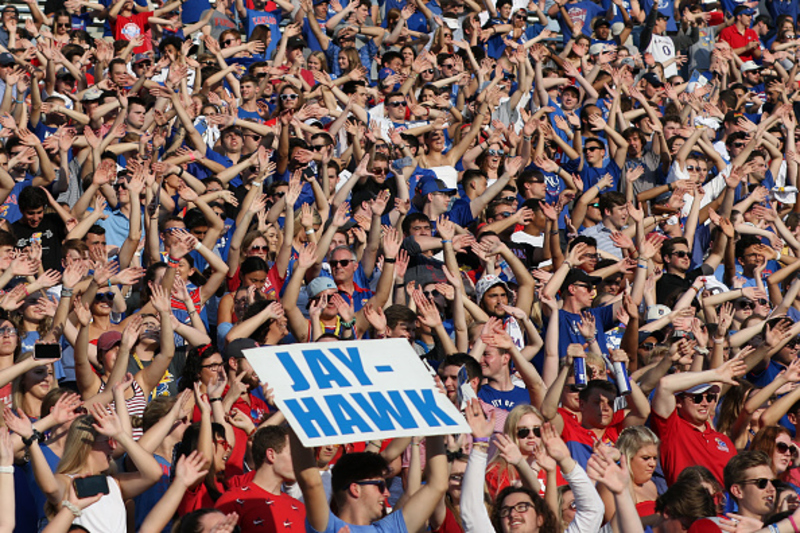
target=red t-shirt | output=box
[718,25,760,61]
[650,408,736,486]
[431,507,463,533]
[114,12,152,53]
[178,470,255,516]
[216,483,306,533]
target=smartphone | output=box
[73,475,109,499]
[34,344,62,361]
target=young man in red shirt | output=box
[216,426,305,532]
[108,0,181,53]
[718,6,762,62]
[651,356,748,485]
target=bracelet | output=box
[473,436,490,443]
[0,465,12,474]
[713,337,725,344]
[14,99,23,104]
[768,524,780,533]
[366,440,381,448]
[563,260,572,268]
[637,263,648,269]
[411,442,421,447]
[549,230,559,235]
[108,279,113,289]
[305,229,315,235]
[209,397,223,403]
[341,317,357,329]
[441,239,452,244]
[384,257,396,263]
[178,167,184,177]
[688,285,699,293]
[61,288,74,297]
[523,135,532,141]
[788,515,799,533]
[22,285,29,297]
[61,500,82,518]
[190,152,196,162]
[167,256,181,268]
[194,241,203,250]
[252,181,263,187]
[22,429,43,448]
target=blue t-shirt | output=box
[557,0,606,43]
[554,304,617,356]
[580,158,622,191]
[769,0,799,23]
[0,176,33,223]
[244,7,282,58]
[310,509,408,533]
[477,385,531,412]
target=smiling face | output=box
[773,432,795,475]
[23,364,54,400]
[481,345,509,380]
[676,390,718,427]
[733,465,776,518]
[500,492,543,533]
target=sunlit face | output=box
[676,390,718,426]
[481,345,509,380]
[199,353,225,387]
[773,433,796,475]
[242,269,267,290]
[733,465,776,518]
[330,248,357,284]
[584,141,605,165]
[448,460,466,504]
[482,285,509,317]
[629,444,659,484]
[387,320,416,343]
[246,237,268,260]
[213,432,231,471]
[515,413,542,455]
[500,492,542,533]
[307,55,322,71]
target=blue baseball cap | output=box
[412,176,456,208]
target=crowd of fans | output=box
[2,0,800,531]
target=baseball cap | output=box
[56,68,75,81]
[82,87,103,102]
[475,275,510,303]
[307,276,337,299]
[412,176,456,209]
[287,36,307,50]
[741,60,762,73]
[594,18,611,29]
[642,72,664,88]
[224,338,258,360]
[646,304,671,322]
[733,5,754,16]
[655,11,669,19]
[97,331,122,353]
[133,53,151,64]
[560,268,602,293]
[679,383,721,395]
[589,43,605,56]
[0,52,15,67]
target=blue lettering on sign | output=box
[327,347,373,386]
[304,349,352,389]
[351,391,418,430]
[284,397,337,437]
[404,389,459,427]
[277,352,310,392]
[327,394,373,434]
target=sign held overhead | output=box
[244,339,470,447]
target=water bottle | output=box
[614,361,632,396]
[573,358,587,390]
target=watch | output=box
[22,429,44,448]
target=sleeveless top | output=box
[68,475,127,533]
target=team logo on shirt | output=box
[715,438,729,452]
[121,22,141,40]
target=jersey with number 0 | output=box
[646,34,677,78]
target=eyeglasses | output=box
[499,502,534,518]
[669,251,689,258]
[488,149,505,156]
[683,392,718,404]
[94,292,115,303]
[387,100,406,107]
[201,362,224,371]
[584,146,603,153]
[311,144,328,151]
[0,326,16,337]
[516,426,541,439]
[736,300,755,310]
[354,479,387,492]
[777,442,799,457]
[281,93,299,101]
[249,245,268,253]
[740,478,777,490]
[329,259,353,268]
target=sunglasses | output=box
[641,342,656,350]
[281,93,299,101]
[222,38,236,46]
[201,61,216,66]
[355,479,387,492]
[584,146,603,153]
[424,68,435,74]
[572,282,595,291]
[311,144,328,151]
[736,300,755,310]
[329,259,353,268]
[777,442,799,457]
[495,211,514,219]
[499,196,517,202]
[517,426,541,439]
[685,165,706,172]
[732,142,746,148]
[567,384,582,393]
[57,22,70,28]
[387,101,406,107]
[669,251,690,258]
[370,167,388,175]
[514,12,526,18]
[136,61,152,67]
[488,149,505,156]
[214,437,232,451]
[94,292,115,303]
[684,392,717,404]
[740,478,777,490]
[274,191,286,198]
[201,361,224,370]
[442,63,454,69]
[423,289,441,299]
[249,245,268,253]
[588,202,600,208]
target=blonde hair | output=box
[12,352,53,417]
[616,425,660,475]
[56,415,99,476]
[485,404,545,500]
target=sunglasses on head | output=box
[517,426,541,439]
[684,392,717,404]
[281,93,299,101]
[329,259,353,268]
[777,442,799,457]
[94,292,115,303]
[355,479,387,492]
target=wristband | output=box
[384,257,396,263]
[305,229,315,235]
[340,317,357,328]
[549,230,559,235]
[0,465,12,474]
[178,167,184,178]
[252,181,263,187]
[473,437,490,443]
[22,429,43,448]
[61,288,74,297]
[523,135,532,141]
[637,263,648,269]
[108,279,113,289]
[61,500,82,518]
[209,397,223,403]
[22,285,29,297]
[167,255,181,267]
[441,239,452,244]
[713,337,725,344]
[190,152,196,162]
[194,242,203,250]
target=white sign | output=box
[244,339,471,447]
